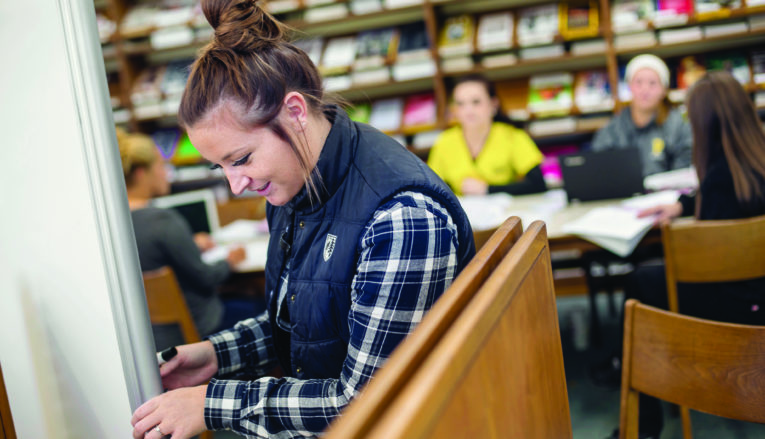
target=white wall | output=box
[0,1,161,437]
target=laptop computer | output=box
[559,148,645,203]
[151,189,221,236]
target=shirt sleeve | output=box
[591,118,618,151]
[203,192,459,438]
[157,210,230,293]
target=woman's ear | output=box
[283,92,309,131]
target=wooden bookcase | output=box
[94,0,765,168]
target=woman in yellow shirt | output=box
[428,74,546,196]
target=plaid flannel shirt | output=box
[204,191,459,438]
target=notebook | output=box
[559,148,645,202]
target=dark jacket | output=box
[265,108,475,379]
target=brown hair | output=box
[686,71,765,216]
[452,74,521,128]
[178,0,329,199]
[116,127,157,186]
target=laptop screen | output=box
[151,189,220,235]
[559,148,645,203]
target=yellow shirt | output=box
[427,123,544,195]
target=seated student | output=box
[600,71,765,439]
[427,74,547,196]
[116,128,252,350]
[592,54,692,177]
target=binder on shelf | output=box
[369,97,404,133]
[150,26,194,50]
[411,130,442,150]
[393,22,435,81]
[705,52,751,85]
[574,70,613,113]
[611,0,655,34]
[265,0,301,14]
[702,21,749,38]
[558,1,599,40]
[350,0,383,15]
[519,43,565,60]
[348,102,372,124]
[657,25,702,44]
[613,30,657,50]
[517,4,559,47]
[293,37,325,66]
[354,28,399,71]
[437,14,475,58]
[528,116,577,137]
[476,11,513,53]
[319,35,357,75]
[304,3,349,23]
[401,93,437,132]
[323,74,353,92]
[384,0,423,9]
[652,0,692,28]
[351,67,391,85]
[481,52,518,69]
[441,56,474,73]
[528,72,574,117]
[570,38,606,55]
[695,0,741,21]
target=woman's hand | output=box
[226,245,247,267]
[461,177,489,196]
[131,385,208,439]
[637,201,683,225]
[159,341,218,390]
[193,232,216,252]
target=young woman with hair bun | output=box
[130,1,475,438]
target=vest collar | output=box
[284,106,356,214]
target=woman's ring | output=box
[154,425,163,436]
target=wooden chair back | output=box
[324,217,524,438]
[472,225,498,251]
[142,266,201,344]
[661,214,765,313]
[619,299,765,439]
[327,220,572,439]
[216,197,266,226]
[0,363,16,439]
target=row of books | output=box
[267,0,437,18]
[613,14,765,50]
[612,0,765,34]
[347,93,437,135]
[129,59,193,121]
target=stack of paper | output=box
[562,191,680,257]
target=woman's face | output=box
[629,68,666,113]
[148,149,170,197]
[188,108,306,206]
[453,81,497,129]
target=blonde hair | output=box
[116,127,157,185]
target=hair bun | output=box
[203,0,286,52]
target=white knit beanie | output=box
[625,54,670,88]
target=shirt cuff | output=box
[206,329,244,375]
[204,378,244,431]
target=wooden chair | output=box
[472,225,498,251]
[326,220,571,438]
[216,197,266,226]
[324,216,524,438]
[661,214,765,313]
[661,214,765,437]
[619,299,765,439]
[142,267,200,344]
[0,363,16,439]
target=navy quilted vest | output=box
[264,108,474,379]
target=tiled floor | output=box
[214,294,765,439]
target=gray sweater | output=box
[592,107,693,177]
[131,206,228,350]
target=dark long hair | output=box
[686,71,765,216]
[452,74,523,128]
[178,0,329,199]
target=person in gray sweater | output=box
[117,128,247,350]
[592,54,693,177]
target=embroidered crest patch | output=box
[323,234,337,262]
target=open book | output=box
[562,191,680,257]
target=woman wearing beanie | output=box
[592,54,692,177]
